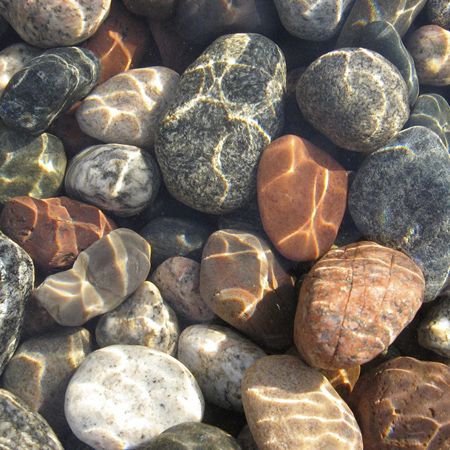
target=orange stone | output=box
[257,134,348,261]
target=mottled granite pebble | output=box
[0,0,111,48]
[65,144,161,217]
[428,0,450,29]
[151,257,215,322]
[178,324,266,411]
[0,388,63,449]
[65,345,204,449]
[242,355,363,450]
[2,327,92,435]
[123,0,176,19]
[349,126,450,301]
[35,228,151,326]
[95,281,179,355]
[156,33,286,214]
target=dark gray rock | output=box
[122,0,176,19]
[428,0,450,29]
[155,33,286,214]
[349,126,450,302]
[237,425,258,450]
[296,48,409,152]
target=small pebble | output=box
[427,0,450,29]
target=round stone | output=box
[428,0,450,29]
[65,345,204,449]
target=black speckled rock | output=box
[428,0,450,29]
[0,47,99,134]
[349,126,450,302]
[0,232,34,374]
[356,20,419,106]
[155,33,286,214]
[146,422,241,450]
[296,48,409,152]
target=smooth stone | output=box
[77,67,179,148]
[155,33,286,214]
[146,422,241,450]
[0,47,100,134]
[348,126,450,301]
[2,327,92,435]
[0,0,111,48]
[0,196,116,273]
[428,0,450,29]
[200,229,296,349]
[242,355,363,450]
[34,228,151,326]
[95,281,179,355]
[274,0,353,41]
[178,324,266,411]
[0,388,63,449]
[65,345,204,449]
[151,257,215,322]
[336,0,427,48]
[407,25,450,86]
[349,357,450,450]
[257,134,348,261]
[65,144,161,217]
[237,425,258,450]
[296,48,409,152]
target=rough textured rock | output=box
[155,33,286,214]
[200,229,296,349]
[123,0,176,19]
[257,134,348,261]
[349,126,450,301]
[350,357,450,450]
[65,345,204,449]
[428,0,450,29]
[34,228,152,326]
[242,355,363,450]
[0,196,116,273]
[294,241,425,369]
[296,48,409,152]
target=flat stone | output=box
[428,0,450,29]
[242,355,363,450]
[349,357,450,450]
[34,228,151,326]
[257,134,348,261]
[349,126,450,301]
[155,33,286,214]
[123,0,176,20]
[95,281,179,355]
[0,196,116,273]
[296,48,409,152]
[2,327,92,435]
[65,345,204,449]
[200,229,296,349]
[0,0,111,48]
[151,257,215,322]
[0,388,63,449]
[294,241,425,369]
[77,67,179,148]
[65,144,161,217]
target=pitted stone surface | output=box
[428,0,450,29]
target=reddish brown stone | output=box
[257,135,348,262]
[350,357,450,450]
[294,241,425,369]
[0,196,116,273]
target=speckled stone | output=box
[0,388,63,449]
[349,357,450,450]
[200,229,296,349]
[123,0,176,19]
[65,345,204,450]
[407,25,450,86]
[95,281,179,355]
[274,0,353,41]
[155,33,286,214]
[178,324,266,411]
[242,355,363,450]
[296,48,409,152]
[428,0,450,29]
[349,126,450,301]
[0,232,34,375]
[151,257,215,322]
[77,67,179,148]
[146,422,241,450]
[2,327,92,435]
[35,228,151,326]
[0,0,111,48]
[65,144,161,217]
